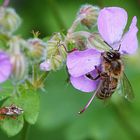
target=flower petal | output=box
[120,16,138,54]
[0,51,12,83]
[70,75,98,92]
[66,49,101,77]
[98,7,128,45]
[40,60,51,71]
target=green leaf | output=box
[0,81,13,101]
[0,92,11,101]
[0,89,40,136]
[19,90,40,124]
[4,89,40,124]
[0,116,24,137]
[0,98,24,137]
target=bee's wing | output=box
[119,72,134,101]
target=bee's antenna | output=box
[117,44,121,51]
[78,91,97,114]
[104,41,113,50]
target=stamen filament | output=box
[78,91,97,114]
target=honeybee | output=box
[96,49,123,99]
[0,104,23,120]
[79,45,134,114]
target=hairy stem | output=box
[37,72,49,84]
[21,121,30,140]
[71,31,92,38]
[67,15,85,34]
[32,64,37,83]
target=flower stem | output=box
[67,15,85,34]
[32,64,37,83]
[32,72,49,89]
[21,121,30,140]
[71,31,92,38]
[37,72,49,84]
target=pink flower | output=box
[67,49,101,92]
[66,7,138,92]
[0,51,12,83]
[98,7,138,54]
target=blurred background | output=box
[0,0,140,140]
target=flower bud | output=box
[77,4,100,28]
[67,33,87,51]
[27,38,46,59]
[0,7,21,34]
[66,31,92,51]
[40,56,63,71]
[51,55,64,70]
[47,33,67,59]
[8,36,27,80]
[87,33,110,51]
[40,33,67,71]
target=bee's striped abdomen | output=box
[96,77,118,99]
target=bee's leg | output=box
[86,74,100,80]
[101,53,111,63]
[94,66,101,74]
[103,56,111,63]
[100,72,108,80]
[86,66,103,80]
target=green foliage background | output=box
[0,0,140,140]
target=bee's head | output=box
[106,50,120,60]
[103,42,121,60]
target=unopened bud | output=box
[66,31,92,51]
[27,38,46,59]
[77,4,100,28]
[47,33,67,59]
[8,36,27,80]
[10,53,26,80]
[41,33,67,71]
[0,7,21,34]
[50,55,64,70]
[87,33,110,51]
[68,34,87,50]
